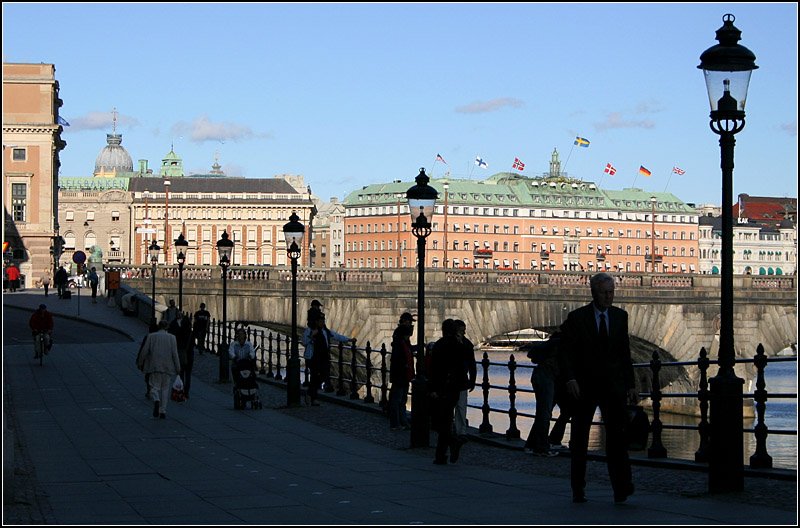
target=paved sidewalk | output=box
[3,290,797,524]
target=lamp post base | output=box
[218,341,229,383]
[708,370,744,493]
[287,356,302,407]
[410,376,430,448]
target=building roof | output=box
[127,176,299,194]
[94,133,133,174]
[343,173,694,213]
[734,194,797,222]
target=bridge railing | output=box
[107,263,797,291]
[199,319,796,470]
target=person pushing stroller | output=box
[229,328,261,409]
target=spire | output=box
[112,107,118,133]
[549,148,562,177]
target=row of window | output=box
[348,204,693,222]
[346,221,696,240]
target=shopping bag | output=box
[171,376,186,402]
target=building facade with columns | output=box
[2,62,67,287]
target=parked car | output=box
[67,274,85,288]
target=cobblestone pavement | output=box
[4,346,796,525]
[189,351,797,515]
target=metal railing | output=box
[200,319,796,470]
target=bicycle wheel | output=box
[34,334,44,365]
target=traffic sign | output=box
[136,228,157,234]
[72,250,86,264]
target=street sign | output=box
[136,228,157,234]
[72,250,86,264]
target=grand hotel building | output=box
[343,150,701,274]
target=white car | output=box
[67,275,85,288]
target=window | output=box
[11,183,26,222]
[12,148,26,161]
[86,211,95,221]
[111,210,120,221]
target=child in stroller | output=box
[231,356,262,409]
[229,328,262,410]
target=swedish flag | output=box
[574,136,590,147]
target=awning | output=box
[550,243,556,251]
[503,259,510,266]
[689,264,696,271]
[463,258,470,264]
[494,259,500,266]
[531,260,538,267]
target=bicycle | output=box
[33,332,50,366]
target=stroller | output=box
[232,356,262,410]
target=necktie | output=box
[598,313,608,340]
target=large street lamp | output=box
[216,231,234,383]
[174,233,189,312]
[148,240,161,325]
[699,13,757,493]
[407,167,438,447]
[283,211,305,407]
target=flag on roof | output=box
[57,116,70,126]
[639,165,652,177]
[435,153,447,164]
[604,163,616,176]
[475,156,488,169]
[512,157,525,171]
[574,136,590,147]
[672,166,685,175]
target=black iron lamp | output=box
[699,13,757,493]
[174,233,189,312]
[216,231,234,383]
[406,167,438,448]
[148,240,161,325]
[283,211,305,406]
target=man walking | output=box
[54,265,68,299]
[560,272,638,504]
[192,303,211,354]
[139,320,181,419]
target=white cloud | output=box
[171,115,271,144]
[68,111,139,132]
[594,111,655,131]
[780,120,797,136]
[455,98,525,114]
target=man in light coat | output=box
[139,320,181,419]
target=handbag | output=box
[171,376,186,402]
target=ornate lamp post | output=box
[216,231,234,383]
[699,13,757,493]
[148,240,161,325]
[174,233,189,312]
[407,167,438,447]
[283,212,305,406]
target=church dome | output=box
[94,133,133,175]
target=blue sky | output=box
[3,3,797,206]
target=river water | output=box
[466,352,797,470]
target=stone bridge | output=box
[118,266,796,364]
[117,266,796,412]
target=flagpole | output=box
[663,166,673,192]
[562,141,576,175]
[631,170,639,189]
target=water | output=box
[467,351,797,470]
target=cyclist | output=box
[29,304,54,357]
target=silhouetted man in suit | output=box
[560,272,638,504]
